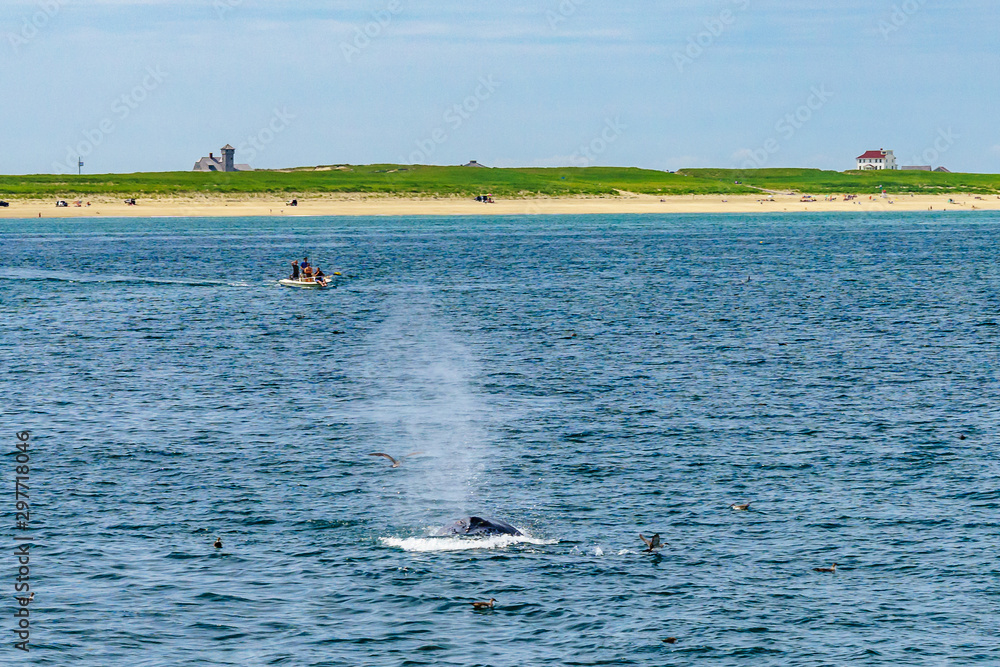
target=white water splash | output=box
[381,534,557,553]
[571,545,607,557]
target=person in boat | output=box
[301,257,310,275]
[291,260,300,280]
[314,267,327,287]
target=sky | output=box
[2,0,999,174]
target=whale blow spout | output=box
[435,516,522,537]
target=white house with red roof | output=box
[856,149,897,171]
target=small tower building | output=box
[193,145,252,172]
[221,144,236,172]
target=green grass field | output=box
[679,168,1000,195]
[1,165,998,199]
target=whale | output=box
[435,516,522,537]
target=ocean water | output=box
[2,213,999,666]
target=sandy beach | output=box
[2,192,999,219]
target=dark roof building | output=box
[193,145,252,172]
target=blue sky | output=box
[3,0,998,174]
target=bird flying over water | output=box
[368,452,423,468]
[639,533,662,552]
[729,502,751,511]
[813,563,837,573]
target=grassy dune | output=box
[0,165,752,198]
[680,168,1000,195]
[0,165,998,199]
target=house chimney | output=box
[210,152,214,159]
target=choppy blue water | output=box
[2,213,999,666]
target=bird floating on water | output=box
[813,563,837,573]
[214,537,223,549]
[662,637,678,644]
[471,598,496,610]
[368,452,423,468]
[729,502,751,511]
[639,533,662,552]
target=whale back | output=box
[435,516,522,537]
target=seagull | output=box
[471,598,496,610]
[813,563,837,573]
[368,452,423,468]
[214,537,223,549]
[639,533,662,552]
[730,502,751,511]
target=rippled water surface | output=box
[2,213,999,666]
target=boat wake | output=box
[0,268,238,287]
[381,532,556,553]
